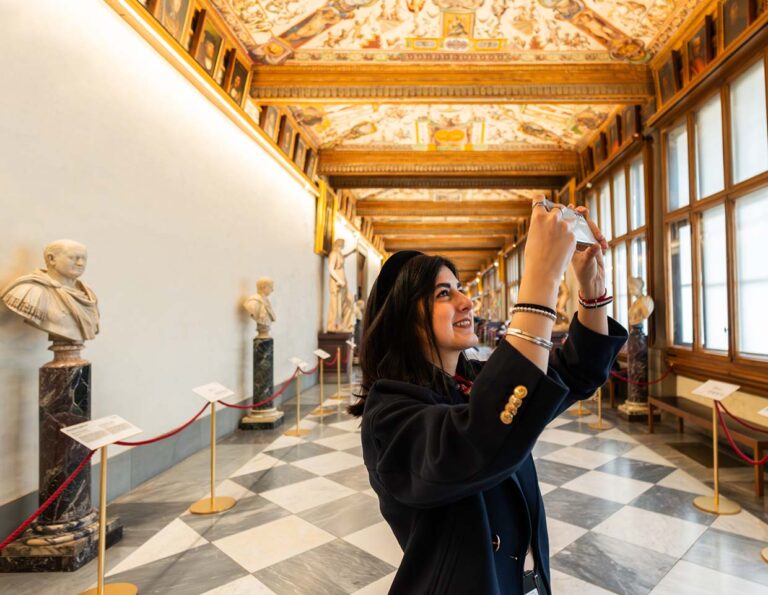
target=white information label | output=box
[61,415,141,450]
[289,356,309,371]
[313,349,331,360]
[691,380,740,402]
[346,339,356,348]
[192,382,235,403]
[758,407,768,418]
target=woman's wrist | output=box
[578,283,606,301]
[517,277,559,309]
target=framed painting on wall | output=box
[593,132,607,165]
[278,116,294,156]
[260,106,279,141]
[622,105,640,145]
[607,116,621,155]
[293,136,307,172]
[304,149,318,180]
[227,58,249,106]
[154,0,192,43]
[657,51,682,105]
[722,0,756,48]
[194,14,223,76]
[314,181,337,256]
[687,16,714,80]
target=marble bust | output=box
[244,277,276,338]
[0,239,99,343]
[628,276,654,327]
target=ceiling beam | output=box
[375,221,519,236]
[425,249,500,261]
[384,236,506,251]
[319,150,578,177]
[330,175,567,189]
[250,63,653,104]
[358,200,532,218]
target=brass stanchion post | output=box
[79,445,137,595]
[569,399,590,417]
[312,356,336,417]
[284,373,311,437]
[330,346,345,400]
[588,388,612,430]
[190,404,235,514]
[693,404,741,515]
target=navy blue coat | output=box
[361,315,627,594]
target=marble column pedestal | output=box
[240,337,284,430]
[0,342,122,572]
[618,325,660,422]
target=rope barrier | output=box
[115,403,210,446]
[0,450,96,552]
[218,367,301,410]
[301,360,321,375]
[714,402,768,466]
[322,352,338,366]
[716,400,768,435]
[609,366,674,386]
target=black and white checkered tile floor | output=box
[4,378,768,595]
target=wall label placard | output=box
[313,349,331,359]
[290,356,309,371]
[192,382,235,403]
[691,380,740,402]
[62,415,141,450]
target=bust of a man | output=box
[628,276,654,327]
[1,239,99,343]
[244,277,276,338]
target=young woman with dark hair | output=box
[349,201,627,594]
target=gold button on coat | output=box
[504,403,518,414]
[514,385,528,399]
[500,411,513,424]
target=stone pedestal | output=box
[318,332,353,383]
[618,325,660,422]
[240,337,284,429]
[0,342,122,572]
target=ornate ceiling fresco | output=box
[290,102,613,149]
[212,0,699,65]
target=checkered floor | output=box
[4,378,768,595]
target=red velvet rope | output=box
[0,450,96,552]
[322,352,339,366]
[116,403,210,446]
[609,366,673,386]
[218,368,301,410]
[716,400,768,435]
[301,360,321,375]
[714,402,768,466]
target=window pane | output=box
[613,170,627,237]
[667,122,689,211]
[587,192,597,222]
[629,156,645,229]
[614,242,629,329]
[695,94,724,198]
[604,246,613,312]
[631,237,648,333]
[731,60,768,184]
[669,220,693,345]
[736,186,768,356]
[599,182,613,241]
[699,206,729,351]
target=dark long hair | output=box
[348,254,472,417]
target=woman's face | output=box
[430,266,478,356]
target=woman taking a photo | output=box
[349,200,627,594]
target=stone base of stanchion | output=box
[240,406,284,430]
[618,400,660,422]
[0,515,122,572]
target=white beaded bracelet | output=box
[511,306,557,322]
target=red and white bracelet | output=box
[578,290,613,309]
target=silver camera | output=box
[537,198,597,249]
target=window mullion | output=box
[691,209,702,351]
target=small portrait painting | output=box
[723,0,755,48]
[314,183,337,256]
[195,19,223,76]
[594,133,607,165]
[215,48,232,86]
[278,116,294,156]
[293,136,307,171]
[305,149,318,179]
[607,117,621,154]
[260,106,279,140]
[155,0,191,42]
[582,147,594,175]
[228,58,249,105]
[687,18,713,79]
[658,52,681,105]
[622,105,639,143]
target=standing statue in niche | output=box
[552,279,571,333]
[1,239,99,344]
[619,276,656,420]
[327,238,356,333]
[244,277,276,338]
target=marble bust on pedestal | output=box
[1,239,99,344]
[244,277,276,338]
[628,276,654,327]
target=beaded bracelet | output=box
[506,328,554,351]
[511,306,557,322]
[514,302,556,316]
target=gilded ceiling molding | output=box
[330,176,567,189]
[320,162,576,175]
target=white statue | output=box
[553,279,571,332]
[628,276,654,326]
[244,277,276,338]
[0,239,99,343]
[327,238,356,333]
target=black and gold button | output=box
[513,385,528,399]
[500,411,513,425]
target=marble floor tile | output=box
[650,559,767,594]
[538,428,590,446]
[229,453,285,478]
[105,543,250,595]
[623,444,675,467]
[534,459,589,486]
[330,418,362,432]
[595,457,676,483]
[710,508,768,542]
[562,470,653,504]
[593,505,707,558]
[210,478,257,501]
[106,518,207,577]
[552,532,676,595]
[230,462,317,493]
[543,488,624,529]
[344,521,404,567]
[656,468,714,496]
[575,436,636,457]
[326,464,374,492]
[290,451,365,476]
[260,476,356,513]
[542,446,617,470]
[314,431,364,451]
[556,420,604,436]
[255,539,395,595]
[350,572,397,595]
[344,444,365,457]
[212,515,335,572]
[594,428,638,444]
[201,574,276,595]
[549,569,616,594]
[266,441,336,463]
[362,488,378,498]
[262,434,305,451]
[538,481,557,496]
[532,440,565,459]
[683,528,768,587]
[182,494,291,542]
[299,493,385,538]
[546,516,589,555]
[629,485,717,526]
[545,416,572,429]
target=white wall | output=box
[0,0,322,505]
